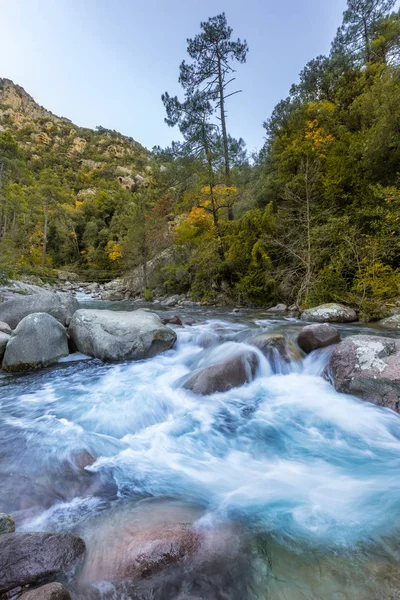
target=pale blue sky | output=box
[0,0,348,152]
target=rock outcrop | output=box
[183,349,259,395]
[0,532,85,593]
[325,335,400,412]
[2,313,69,372]
[301,303,357,323]
[297,323,340,354]
[69,309,176,362]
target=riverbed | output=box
[1,298,400,599]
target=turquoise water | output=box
[1,306,400,598]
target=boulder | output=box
[162,315,182,326]
[2,313,69,372]
[297,323,340,354]
[250,332,290,362]
[266,303,287,313]
[18,583,71,600]
[183,318,196,326]
[0,513,14,535]
[0,321,12,335]
[0,290,79,329]
[0,331,10,361]
[325,335,400,412]
[301,303,357,323]
[69,309,176,362]
[101,289,125,301]
[183,350,259,395]
[82,521,200,583]
[0,532,85,593]
[379,313,400,329]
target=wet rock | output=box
[71,450,96,470]
[101,289,125,302]
[120,524,200,579]
[297,323,340,354]
[0,532,85,593]
[183,350,259,395]
[0,513,14,535]
[162,315,182,326]
[0,291,79,329]
[250,332,291,364]
[266,303,287,313]
[18,583,72,600]
[182,318,196,326]
[379,313,400,329]
[0,321,12,335]
[2,313,68,372]
[325,335,400,412]
[161,295,181,308]
[69,309,176,362]
[301,303,357,323]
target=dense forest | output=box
[1,0,400,318]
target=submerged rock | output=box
[297,323,340,354]
[69,309,176,362]
[0,513,15,535]
[325,335,400,412]
[2,313,69,372]
[18,583,72,600]
[0,532,85,593]
[183,350,259,395]
[0,290,79,329]
[301,303,357,323]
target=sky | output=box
[0,0,348,153]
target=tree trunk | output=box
[362,14,371,62]
[41,203,48,268]
[217,54,234,221]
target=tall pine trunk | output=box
[217,54,234,221]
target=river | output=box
[1,298,400,599]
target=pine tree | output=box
[178,13,248,217]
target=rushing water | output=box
[1,299,400,599]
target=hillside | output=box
[0,78,156,280]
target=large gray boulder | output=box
[301,303,357,323]
[297,323,340,354]
[68,309,176,362]
[0,532,85,593]
[325,335,400,412]
[2,313,69,372]
[0,290,78,329]
[18,583,71,600]
[183,349,259,395]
